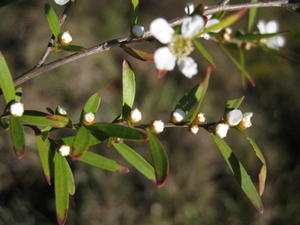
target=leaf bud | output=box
[10,102,24,117]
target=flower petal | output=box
[266,20,279,33]
[154,47,176,71]
[206,19,221,32]
[177,57,198,78]
[257,20,266,34]
[150,18,174,44]
[182,15,205,38]
[266,36,285,50]
[54,0,70,5]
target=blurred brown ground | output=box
[0,0,300,224]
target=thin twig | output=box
[14,0,296,87]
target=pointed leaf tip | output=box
[13,145,25,159]
[116,162,130,173]
[56,209,68,225]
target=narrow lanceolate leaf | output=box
[220,45,255,87]
[147,131,169,187]
[175,67,211,122]
[248,0,258,32]
[45,4,60,39]
[193,40,215,67]
[131,0,139,25]
[199,9,247,36]
[78,151,129,173]
[225,96,245,112]
[71,126,91,159]
[211,135,264,213]
[61,134,101,147]
[87,122,146,141]
[83,93,101,113]
[54,152,69,225]
[0,51,15,103]
[121,45,154,62]
[19,111,69,128]
[112,142,155,181]
[58,45,86,52]
[65,161,75,195]
[122,60,136,119]
[35,135,53,185]
[9,117,25,159]
[239,129,267,196]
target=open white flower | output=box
[257,20,285,50]
[54,0,70,5]
[239,112,253,129]
[150,15,205,78]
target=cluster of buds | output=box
[214,109,253,138]
[189,112,206,135]
[221,27,232,42]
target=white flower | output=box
[132,25,145,38]
[150,16,205,78]
[58,145,71,156]
[171,108,186,123]
[225,109,243,127]
[151,120,164,134]
[195,112,206,124]
[184,2,195,15]
[59,31,72,46]
[54,0,70,5]
[189,124,199,135]
[239,112,253,129]
[129,108,142,123]
[57,106,67,116]
[257,20,285,50]
[215,123,229,139]
[10,102,24,117]
[83,112,95,124]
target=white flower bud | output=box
[83,112,95,124]
[189,124,199,135]
[129,108,142,123]
[171,108,185,123]
[239,112,253,129]
[225,109,243,127]
[10,102,24,117]
[184,2,195,15]
[151,120,164,134]
[58,145,71,156]
[54,0,70,6]
[57,106,67,116]
[215,123,229,139]
[132,25,145,38]
[195,112,206,124]
[59,31,72,46]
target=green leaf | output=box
[248,0,258,32]
[147,131,169,187]
[83,93,101,113]
[15,88,23,102]
[45,3,61,39]
[122,60,136,119]
[54,152,69,225]
[121,45,154,62]
[87,122,146,141]
[35,135,53,185]
[65,160,75,195]
[211,135,264,213]
[238,48,247,88]
[220,45,255,87]
[0,51,15,103]
[225,96,245,112]
[239,129,267,196]
[58,45,86,52]
[199,9,247,36]
[9,117,25,159]
[61,134,101,147]
[71,126,91,159]
[193,40,215,67]
[78,151,129,173]
[112,142,155,180]
[131,0,139,25]
[19,110,69,128]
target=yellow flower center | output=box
[168,35,194,58]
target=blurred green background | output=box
[1,0,300,224]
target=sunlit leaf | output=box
[45,4,60,39]
[122,60,136,119]
[71,126,91,159]
[61,134,101,147]
[147,131,169,187]
[0,51,15,103]
[83,93,101,113]
[193,40,215,67]
[112,142,155,180]
[65,160,75,195]
[225,96,245,112]
[211,135,264,213]
[248,0,258,32]
[78,151,129,173]
[9,117,25,159]
[121,45,154,62]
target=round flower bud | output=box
[239,112,253,129]
[215,123,229,139]
[54,0,70,5]
[10,102,24,117]
[222,33,231,42]
[242,42,252,51]
[189,124,199,135]
[129,108,142,123]
[184,2,195,15]
[132,25,145,38]
[225,109,243,127]
[195,112,206,124]
[151,120,164,134]
[58,145,71,156]
[59,31,72,46]
[57,106,67,116]
[224,27,232,35]
[171,108,186,123]
[83,112,96,125]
